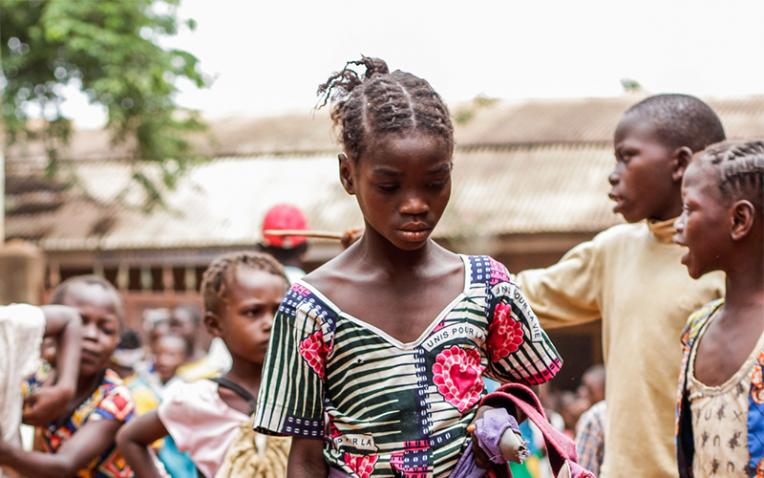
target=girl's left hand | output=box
[468,405,494,469]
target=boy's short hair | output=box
[623,94,726,152]
[50,275,125,323]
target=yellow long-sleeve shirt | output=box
[516,218,724,478]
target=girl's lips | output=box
[397,228,431,242]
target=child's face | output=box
[154,335,188,383]
[610,116,681,222]
[210,267,287,365]
[674,161,729,279]
[343,132,452,251]
[168,307,199,349]
[62,284,122,379]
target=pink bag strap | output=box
[480,383,578,476]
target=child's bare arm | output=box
[287,437,327,478]
[23,305,82,425]
[116,410,168,478]
[0,418,119,478]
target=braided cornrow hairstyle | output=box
[201,252,288,316]
[317,56,454,161]
[699,140,764,214]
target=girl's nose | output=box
[83,321,99,340]
[608,171,619,186]
[400,196,428,216]
[674,214,685,233]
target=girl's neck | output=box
[225,354,263,391]
[722,253,764,315]
[357,226,440,274]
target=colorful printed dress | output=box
[254,255,562,477]
[38,369,135,478]
[676,299,764,478]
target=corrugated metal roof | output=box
[6,95,763,164]
[454,95,764,145]
[6,144,619,250]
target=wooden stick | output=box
[263,229,344,240]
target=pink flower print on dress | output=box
[487,302,524,362]
[299,330,328,379]
[751,353,764,405]
[343,453,378,478]
[432,346,485,412]
[488,257,510,285]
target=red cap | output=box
[261,204,308,249]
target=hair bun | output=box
[360,56,389,79]
[317,55,389,109]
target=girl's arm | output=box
[116,410,168,478]
[23,305,82,425]
[0,419,119,478]
[287,437,327,478]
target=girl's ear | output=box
[671,147,694,182]
[338,153,355,194]
[203,311,223,338]
[730,199,755,241]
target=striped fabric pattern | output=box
[255,255,562,477]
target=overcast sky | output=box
[63,0,764,128]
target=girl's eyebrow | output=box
[427,164,451,174]
[371,167,402,177]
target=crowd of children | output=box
[0,56,762,478]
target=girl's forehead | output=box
[361,133,452,168]
[228,267,287,297]
[65,283,120,312]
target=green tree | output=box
[0,0,206,209]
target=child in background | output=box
[575,365,606,477]
[0,276,134,478]
[515,94,727,477]
[118,252,292,478]
[112,330,161,417]
[0,304,82,478]
[258,203,310,283]
[167,305,218,381]
[254,57,561,477]
[674,140,764,477]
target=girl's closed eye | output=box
[427,179,449,190]
[377,183,399,193]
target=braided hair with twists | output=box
[201,252,288,317]
[318,56,453,161]
[698,140,764,215]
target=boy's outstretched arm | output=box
[288,437,327,478]
[23,305,82,425]
[0,418,119,478]
[514,239,602,329]
[116,411,168,478]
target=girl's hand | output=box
[23,385,74,426]
[340,228,363,249]
[467,405,494,469]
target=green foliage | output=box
[1,0,207,209]
[453,94,498,126]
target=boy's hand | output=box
[340,228,363,249]
[22,385,74,426]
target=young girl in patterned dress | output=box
[674,140,764,478]
[0,276,135,478]
[254,57,562,478]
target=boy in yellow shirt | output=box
[516,94,726,477]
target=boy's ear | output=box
[730,199,756,241]
[671,146,694,182]
[203,311,223,338]
[338,153,355,195]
